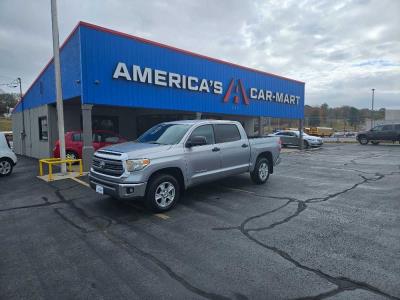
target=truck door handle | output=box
[212,147,220,152]
[242,144,249,148]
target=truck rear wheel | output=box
[145,174,180,212]
[251,157,270,184]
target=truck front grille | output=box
[92,155,124,177]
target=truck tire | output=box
[358,136,369,145]
[251,157,270,184]
[0,158,13,177]
[145,174,180,212]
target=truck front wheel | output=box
[145,174,180,212]
[251,157,270,184]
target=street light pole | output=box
[50,0,66,173]
[371,88,375,129]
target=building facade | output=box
[12,22,305,167]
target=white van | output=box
[0,132,17,176]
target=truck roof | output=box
[163,119,240,125]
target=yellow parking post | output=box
[48,162,53,181]
[79,160,83,176]
[38,157,83,181]
[39,160,43,176]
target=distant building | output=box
[385,109,400,121]
[361,109,400,131]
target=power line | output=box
[0,79,19,88]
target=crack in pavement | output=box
[49,181,234,300]
[212,159,400,299]
[0,184,81,213]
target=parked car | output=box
[270,130,323,148]
[53,130,127,159]
[1,131,13,149]
[357,123,400,145]
[89,120,282,212]
[0,132,17,176]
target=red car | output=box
[53,130,127,159]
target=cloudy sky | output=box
[0,0,399,109]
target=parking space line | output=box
[154,213,170,220]
[70,177,90,187]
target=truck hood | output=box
[100,142,173,159]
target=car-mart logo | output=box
[223,79,249,105]
[112,62,300,105]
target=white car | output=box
[0,132,17,176]
[270,130,323,148]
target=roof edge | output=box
[13,22,81,112]
[14,20,305,113]
[79,21,305,84]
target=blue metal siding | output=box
[14,29,82,113]
[80,26,304,119]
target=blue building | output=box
[12,22,305,165]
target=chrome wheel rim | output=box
[258,162,268,181]
[360,138,367,144]
[0,161,11,175]
[155,181,175,208]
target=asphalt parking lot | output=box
[1,144,399,300]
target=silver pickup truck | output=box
[89,120,281,211]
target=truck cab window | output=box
[189,125,215,145]
[372,126,383,131]
[214,124,241,143]
[382,125,393,131]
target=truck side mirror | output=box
[186,136,207,147]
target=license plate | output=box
[96,185,104,194]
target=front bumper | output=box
[89,172,147,199]
[309,140,323,146]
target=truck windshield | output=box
[137,124,191,145]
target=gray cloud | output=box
[0,0,399,109]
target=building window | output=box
[92,116,119,132]
[39,116,48,141]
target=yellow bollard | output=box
[48,162,53,181]
[39,160,43,176]
[79,160,83,176]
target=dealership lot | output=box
[1,144,399,299]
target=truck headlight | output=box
[126,159,150,172]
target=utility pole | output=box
[51,0,66,173]
[370,88,375,129]
[299,118,304,150]
[17,77,26,155]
